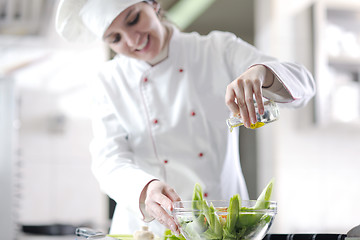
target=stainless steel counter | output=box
[18,233,76,240]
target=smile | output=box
[136,35,149,51]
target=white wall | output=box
[0,76,17,240]
[255,0,360,234]
[274,110,360,233]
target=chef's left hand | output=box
[225,65,274,128]
[143,180,181,235]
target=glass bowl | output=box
[172,200,277,240]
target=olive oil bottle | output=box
[226,100,279,132]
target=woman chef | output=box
[55,0,315,237]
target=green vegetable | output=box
[238,178,275,231]
[176,179,275,240]
[162,229,186,240]
[254,178,274,209]
[108,234,134,240]
[190,183,207,235]
[223,194,241,239]
[201,202,223,239]
[192,183,204,214]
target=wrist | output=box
[140,179,159,203]
[139,179,159,222]
[262,65,275,88]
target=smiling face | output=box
[103,2,167,62]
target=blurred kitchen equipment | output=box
[0,0,54,35]
[0,73,18,240]
[22,224,77,236]
[76,227,117,239]
[346,224,360,240]
[264,233,346,240]
[263,223,360,240]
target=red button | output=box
[179,68,184,72]
[144,78,148,82]
[199,152,203,157]
[191,111,196,116]
[164,160,168,164]
[204,192,208,198]
[153,119,158,124]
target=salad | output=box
[168,178,276,240]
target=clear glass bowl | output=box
[172,200,277,240]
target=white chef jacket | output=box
[89,27,315,236]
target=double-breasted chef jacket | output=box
[89,26,315,236]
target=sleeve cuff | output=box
[262,75,293,102]
[139,202,155,222]
[139,179,159,222]
[263,75,284,92]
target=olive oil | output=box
[226,100,279,132]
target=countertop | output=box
[18,233,76,240]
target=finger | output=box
[244,80,256,125]
[238,103,250,128]
[164,187,181,211]
[232,81,251,127]
[253,79,264,115]
[147,203,180,235]
[146,202,180,234]
[225,86,240,114]
[150,193,174,212]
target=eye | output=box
[128,12,140,26]
[112,33,121,43]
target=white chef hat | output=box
[55,0,144,43]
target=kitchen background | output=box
[1,0,360,239]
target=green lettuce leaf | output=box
[254,178,274,209]
[238,178,275,232]
[178,179,275,240]
[200,202,223,239]
[223,194,241,239]
[162,229,186,240]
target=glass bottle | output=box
[226,100,279,132]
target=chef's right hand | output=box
[225,64,274,128]
[143,180,182,235]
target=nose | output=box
[123,30,140,49]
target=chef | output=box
[55,0,315,237]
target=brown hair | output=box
[144,0,166,20]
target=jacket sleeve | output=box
[89,75,156,220]
[215,31,316,107]
[259,62,316,108]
